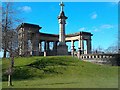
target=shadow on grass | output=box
[39,81,79,86]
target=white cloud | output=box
[79,24,114,33]
[110,2,118,6]
[90,24,114,33]
[91,26,99,32]
[91,13,98,19]
[91,12,98,19]
[18,6,32,12]
[79,27,86,31]
[93,28,99,32]
[100,24,114,29]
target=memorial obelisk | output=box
[57,2,68,55]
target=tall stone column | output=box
[44,41,47,51]
[78,37,84,54]
[57,2,68,55]
[32,34,39,56]
[29,40,32,56]
[47,41,50,51]
[39,41,42,55]
[87,39,92,54]
[77,47,81,59]
[53,41,58,55]
[53,41,57,49]
[35,35,39,56]
[44,41,47,56]
[71,40,75,57]
[59,23,65,45]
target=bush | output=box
[109,56,120,66]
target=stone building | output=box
[17,2,93,56]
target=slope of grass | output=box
[0,59,2,90]
[2,56,118,88]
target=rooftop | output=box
[17,23,42,30]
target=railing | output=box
[80,54,119,60]
[79,54,120,65]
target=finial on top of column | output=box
[59,1,64,11]
[58,1,67,19]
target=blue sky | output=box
[0,2,118,57]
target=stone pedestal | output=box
[57,44,68,55]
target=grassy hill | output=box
[2,56,118,88]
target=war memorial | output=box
[17,2,119,65]
[17,2,92,56]
[2,2,119,89]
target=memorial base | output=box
[57,44,68,55]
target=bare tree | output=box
[92,46,104,54]
[105,45,118,54]
[0,3,2,50]
[2,2,21,58]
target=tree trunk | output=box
[8,74,12,86]
[3,48,7,58]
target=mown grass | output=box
[2,56,118,88]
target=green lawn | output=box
[0,58,2,90]
[2,56,118,88]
